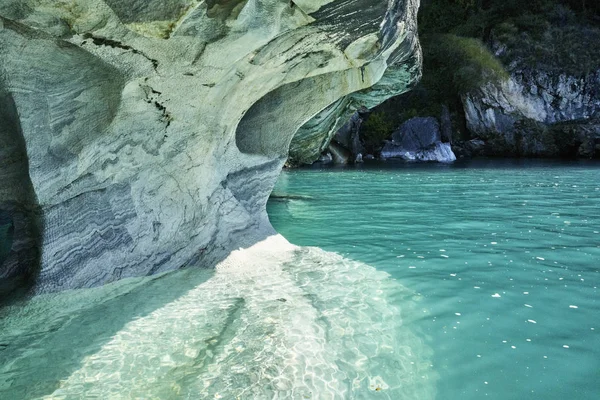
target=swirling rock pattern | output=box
[0,0,421,293]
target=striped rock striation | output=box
[0,0,421,294]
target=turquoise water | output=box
[267,160,600,400]
[0,234,434,399]
[0,160,598,399]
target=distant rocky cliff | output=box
[297,1,600,165]
[0,0,421,294]
[301,46,600,164]
[460,66,600,158]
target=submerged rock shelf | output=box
[0,236,435,399]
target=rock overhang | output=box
[0,0,421,293]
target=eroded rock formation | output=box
[0,0,421,293]
[462,69,600,157]
[287,48,422,165]
[380,117,456,162]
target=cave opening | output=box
[235,67,352,159]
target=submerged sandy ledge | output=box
[0,235,436,399]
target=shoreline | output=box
[288,157,600,171]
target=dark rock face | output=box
[0,0,421,294]
[328,141,352,164]
[0,81,42,295]
[452,139,485,159]
[453,117,600,159]
[391,117,440,150]
[380,117,456,162]
[335,109,367,158]
[462,67,600,158]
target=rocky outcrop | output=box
[287,18,422,165]
[462,67,600,157]
[335,108,367,158]
[451,138,485,159]
[380,117,456,162]
[381,141,455,161]
[0,0,421,294]
[464,70,600,132]
[391,117,440,149]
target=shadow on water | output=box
[0,237,438,399]
[268,193,315,202]
[0,262,217,398]
[0,212,13,270]
[0,208,284,398]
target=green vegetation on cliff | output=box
[366,0,600,144]
[420,0,600,75]
[361,111,396,152]
[422,34,508,97]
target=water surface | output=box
[1,159,598,399]
[267,159,600,400]
[0,237,434,399]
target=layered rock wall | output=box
[380,117,456,162]
[0,0,421,293]
[464,69,600,133]
[462,67,600,157]
[288,20,422,165]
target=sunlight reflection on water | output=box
[268,160,600,400]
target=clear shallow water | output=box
[267,160,600,400]
[0,236,435,399]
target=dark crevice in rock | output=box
[153,101,173,129]
[141,85,173,129]
[190,43,207,65]
[82,33,159,70]
[249,31,313,66]
[47,188,108,209]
